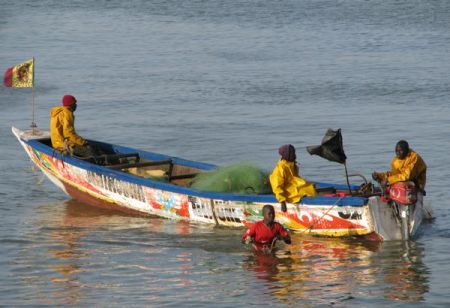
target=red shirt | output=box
[242,221,290,250]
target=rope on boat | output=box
[51,148,66,169]
[210,199,219,225]
[298,196,345,235]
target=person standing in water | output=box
[242,204,291,252]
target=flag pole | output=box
[31,57,37,133]
[344,162,352,195]
[31,86,36,128]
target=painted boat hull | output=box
[12,127,428,241]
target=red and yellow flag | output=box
[3,58,34,88]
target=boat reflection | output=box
[41,199,197,305]
[242,235,429,305]
[39,200,429,305]
[42,200,127,305]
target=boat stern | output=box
[367,194,425,241]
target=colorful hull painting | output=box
[12,127,427,241]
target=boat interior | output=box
[37,138,378,196]
[38,138,202,187]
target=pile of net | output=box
[190,162,272,194]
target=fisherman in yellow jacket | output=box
[372,140,427,192]
[270,144,317,212]
[50,95,94,157]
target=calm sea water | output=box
[1,0,450,306]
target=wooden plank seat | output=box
[108,159,173,170]
[169,173,199,181]
[78,152,140,165]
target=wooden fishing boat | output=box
[12,127,431,241]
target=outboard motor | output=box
[388,181,418,240]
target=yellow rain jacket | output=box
[378,150,427,191]
[269,159,317,203]
[50,106,86,150]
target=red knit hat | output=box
[62,95,77,107]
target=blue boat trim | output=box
[23,138,368,207]
[301,196,367,206]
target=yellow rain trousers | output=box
[50,106,86,150]
[378,150,427,191]
[269,159,317,203]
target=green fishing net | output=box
[190,162,272,194]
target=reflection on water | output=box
[47,229,85,305]
[242,236,429,305]
[44,201,113,305]
[27,200,431,306]
[373,240,430,302]
[37,200,216,305]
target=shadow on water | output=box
[241,236,430,305]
